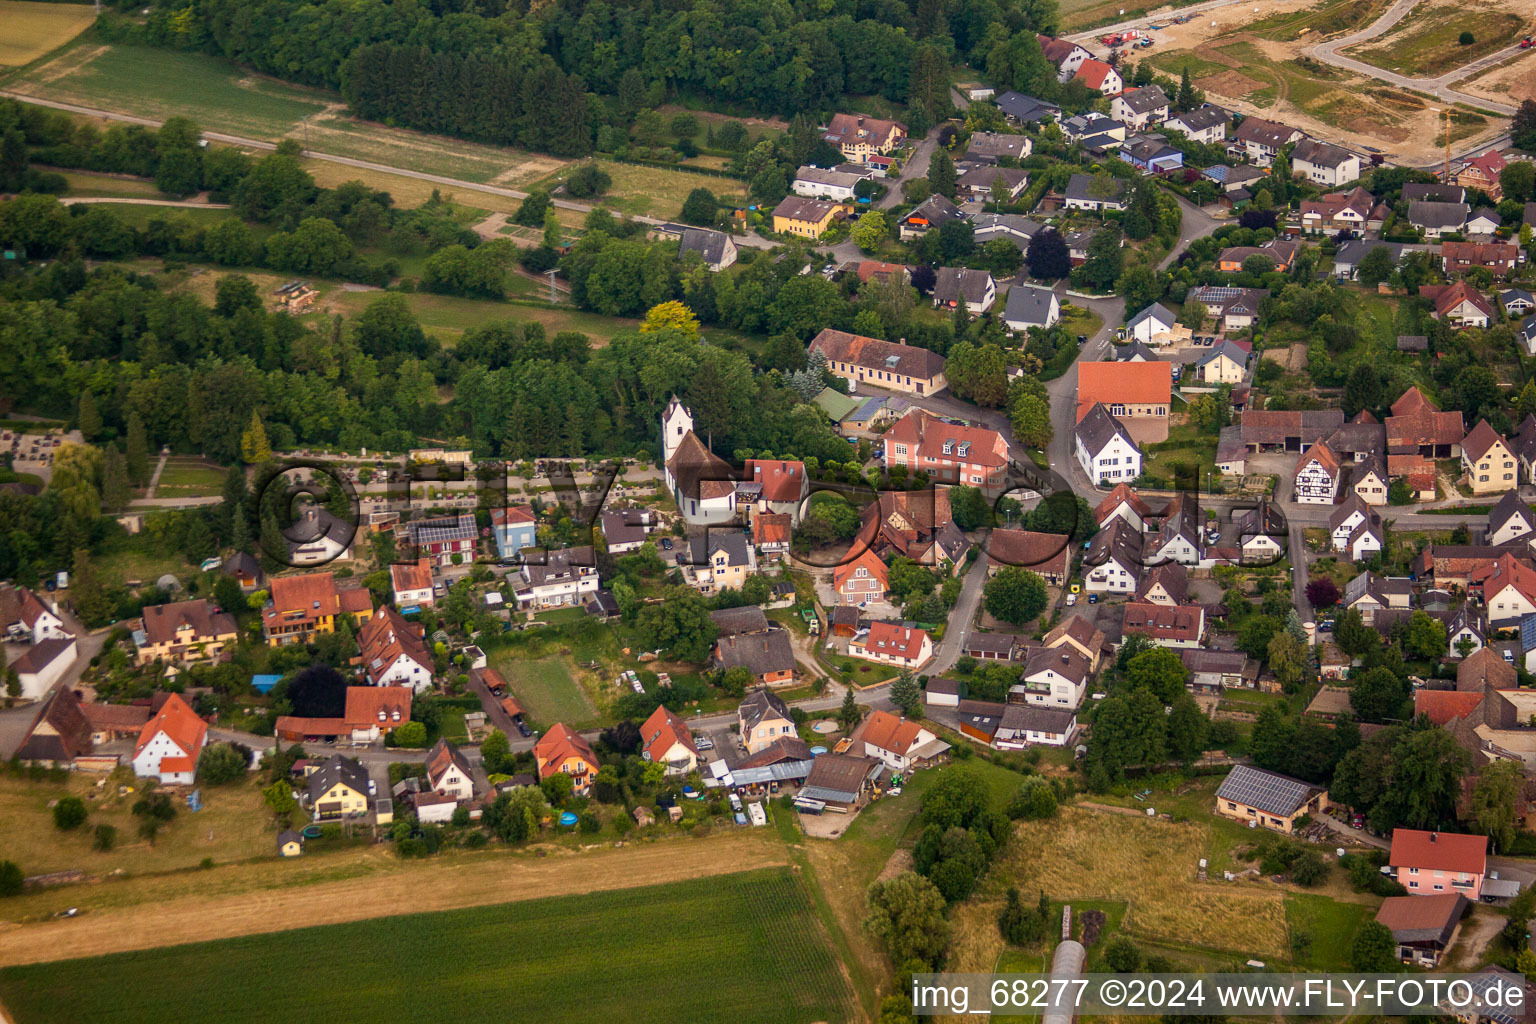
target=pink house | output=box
[1389,828,1487,898]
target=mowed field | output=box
[489,653,600,727]
[0,1,96,67]
[1346,1,1531,78]
[0,868,854,1024]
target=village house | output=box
[13,638,77,701]
[853,489,967,568]
[1214,764,1329,833]
[1044,615,1108,672]
[1230,117,1304,166]
[739,688,796,755]
[995,91,1062,125]
[1218,240,1298,273]
[1447,605,1487,658]
[1502,288,1536,318]
[771,196,840,239]
[1390,828,1487,898]
[599,509,652,555]
[1112,85,1170,130]
[306,755,371,821]
[1376,894,1468,967]
[1299,186,1386,236]
[687,532,756,596]
[1386,387,1465,458]
[274,685,413,745]
[1239,409,1344,453]
[987,529,1071,586]
[1121,602,1204,648]
[678,227,737,271]
[222,551,265,593]
[533,723,599,795]
[1002,285,1061,334]
[133,598,237,666]
[1488,491,1536,548]
[1454,150,1505,201]
[714,629,795,687]
[511,546,600,609]
[1181,648,1258,693]
[881,408,1011,490]
[1235,500,1286,564]
[0,584,69,643]
[809,329,947,397]
[932,267,997,314]
[640,705,700,775]
[1074,403,1143,486]
[1187,285,1267,334]
[131,692,208,785]
[753,513,792,561]
[390,558,435,610]
[1408,201,1470,239]
[1136,562,1188,606]
[833,548,889,607]
[850,621,933,669]
[1293,442,1340,505]
[822,113,906,163]
[1037,35,1093,80]
[1083,518,1144,594]
[1076,360,1171,443]
[1095,483,1154,533]
[261,572,374,646]
[1330,495,1384,558]
[1442,242,1519,280]
[356,606,433,692]
[1195,340,1249,385]
[490,505,537,561]
[1473,552,1536,627]
[1462,421,1517,495]
[406,513,477,568]
[897,194,962,240]
[972,213,1040,252]
[1015,646,1093,709]
[1145,494,1203,566]
[13,685,94,766]
[1351,454,1390,506]
[1124,302,1183,346]
[1063,172,1128,212]
[1073,58,1122,94]
[1163,103,1229,143]
[743,459,809,524]
[1292,138,1361,187]
[994,704,1080,749]
[792,165,866,201]
[1343,572,1412,625]
[966,131,1034,162]
[425,738,475,802]
[956,164,1029,202]
[850,709,949,772]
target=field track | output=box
[0,832,788,967]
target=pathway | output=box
[1305,0,1520,116]
[59,196,231,209]
[142,451,168,501]
[923,556,989,677]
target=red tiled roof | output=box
[1414,689,1485,726]
[491,505,536,527]
[158,755,195,774]
[883,408,1009,468]
[133,692,207,760]
[1095,483,1151,523]
[1461,420,1507,463]
[1120,602,1203,643]
[640,705,697,765]
[744,459,808,503]
[1470,551,1536,605]
[1076,361,1171,420]
[534,723,598,778]
[833,548,889,591]
[864,622,930,659]
[851,709,927,756]
[1295,441,1339,477]
[390,558,433,594]
[344,685,412,730]
[754,513,792,546]
[1389,828,1486,875]
[356,606,431,685]
[1074,59,1116,90]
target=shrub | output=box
[393,721,427,747]
[1103,934,1142,972]
[92,824,117,851]
[52,796,87,831]
[0,860,21,897]
[578,811,601,833]
[1458,31,1474,44]
[1290,851,1329,887]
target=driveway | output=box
[924,557,989,677]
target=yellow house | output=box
[738,688,795,755]
[772,197,839,239]
[823,113,906,163]
[1461,421,1516,495]
[1214,765,1328,833]
[1195,341,1248,385]
[305,755,371,820]
[134,599,238,666]
[277,830,303,857]
[689,533,756,596]
[261,572,374,646]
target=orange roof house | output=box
[1073,59,1120,94]
[640,705,699,775]
[131,692,209,783]
[833,547,890,606]
[1075,361,1171,443]
[1389,828,1488,897]
[753,512,792,552]
[849,708,948,770]
[533,723,599,794]
[261,572,374,646]
[1414,689,1486,726]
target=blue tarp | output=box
[251,674,282,694]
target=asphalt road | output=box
[1305,0,1521,116]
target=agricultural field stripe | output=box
[0,832,788,966]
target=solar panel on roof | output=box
[1214,765,1311,817]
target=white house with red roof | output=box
[850,709,948,772]
[356,606,433,692]
[1471,551,1536,627]
[743,459,810,525]
[1455,150,1506,201]
[1389,828,1487,898]
[1094,483,1153,533]
[0,584,70,644]
[640,705,699,776]
[881,408,1011,491]
[1073,59,1122,95]
[1293,442,1340,504]
[390,557,435,610]
[131,692,209,784]
[851,622,933,669]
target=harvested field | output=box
[0,830,788,966]
[1345,1,1531,79]
[0,867,853,1024]
[0,1,96,68]
[1460,49,1536,106]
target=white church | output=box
[662,396,741,525]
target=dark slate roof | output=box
[1293,138,1356,169]
[689,531,751,569]
[715,629,796,677]
[1065,173,1127,203]
[903,194,961,227]
[679,228,732,265]
[1074,402,1136,459]
[709,605,771,636]
[932,267,993,306]
[307,754,369,804]
[995,91,1061,123]
[1408,201,1469,230]
[1085,517,1144,570]
[1166,103,1228,133]
[739,687,792,732]
[1003,285,1057,327]
[1118,85,1169,114]
[1403,183,1466,203]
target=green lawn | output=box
[11,41,328,140]
[0,869,855,1024]
[489,652,598,728]
[154,457,229,496]
[59,171,167,199]
[1285,892,1377,969]
[322,288,641,347]
[1348,8,1528,78]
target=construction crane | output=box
[1442,106,1451,184]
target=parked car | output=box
[1350,813,1364,829]
[1066,593,1078,606]
[659,537,673,550]
[1088,594,1099,604]
[517,721,532,738]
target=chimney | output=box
[1430,833,1438,842]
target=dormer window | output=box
[378,710,386,721]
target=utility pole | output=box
[1442,107,1451,183]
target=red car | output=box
[1350,813,1364,829]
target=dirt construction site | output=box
[1079,0,1528,165]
